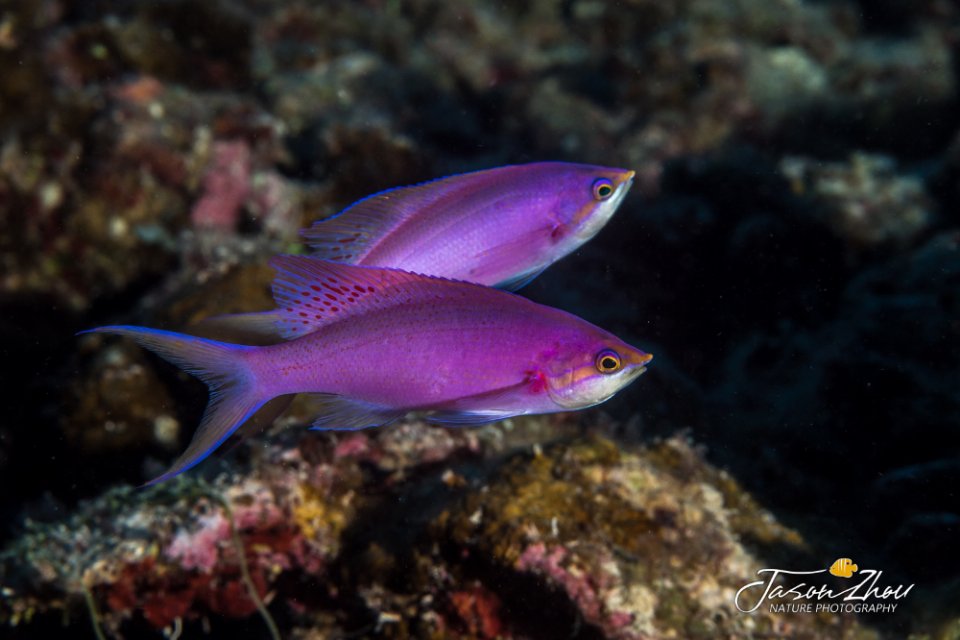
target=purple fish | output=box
[206,162,634,340]
[84,257,652,485]
[302,161,635,289]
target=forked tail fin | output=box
[79,326,267,485]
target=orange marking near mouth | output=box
[568,364,599,386]
[570,200,599,227]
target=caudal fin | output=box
[80,326,267,485]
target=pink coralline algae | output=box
[0,425,886,638]
[164,512,231,572]
[0,434,354,634]
[332,432,375,460]
[191,140,252,231]
[433,435,873,640]
[516,542,634,637]
[0,420,502,636]
[188,138,301,237]
[517,543,605,622]
[98,482,314,630]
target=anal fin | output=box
[425,409,518,426]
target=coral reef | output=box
[0,426,879,639]
[780,152,935,248]
[0,418,483,637]
[433,435,834,639]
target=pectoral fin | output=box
[306,394,406,431]
[493,265,548,292]
[470,229,553,291]
[424,383,526,425]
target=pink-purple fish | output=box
[84,257,652,485]
[302,161,636,288]
[209,162,634,339]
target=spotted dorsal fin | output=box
[269,255,487,339]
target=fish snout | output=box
[620,348,652,382]
[616,169,637,188]
[625,348,653,368]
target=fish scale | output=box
[264,298,550,404]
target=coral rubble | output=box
[0,426,878,639]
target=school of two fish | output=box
[85,162,653,485]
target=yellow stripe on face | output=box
[567,361,601,387]
[570,199,600,227]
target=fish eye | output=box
[595,349,621,374]
[592,178,614,200]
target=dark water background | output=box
[0,0,958,638]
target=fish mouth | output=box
[620,350,652,383]
[611,170,636,199]
[608,174,634,206]
[624,365,648,381]
[587,366,646,407]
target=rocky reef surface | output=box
[1,0,958,637]
[1,421,882,639]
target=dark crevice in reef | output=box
[330,450,608,639]
[441,543,608,640]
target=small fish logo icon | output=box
[829,558,859,578]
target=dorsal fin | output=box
[299,168,505,263]
[269,255,485,339]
